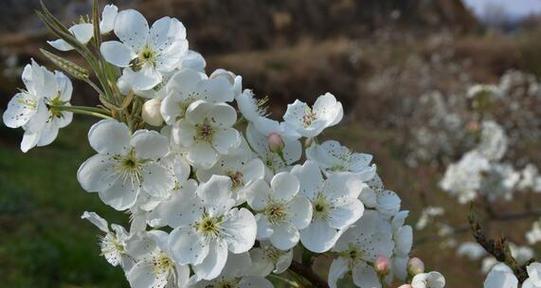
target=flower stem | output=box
[53,105,114,119]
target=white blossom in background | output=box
[2,60,73,152]
[475,121,508,161]
[283,92,343,138]
[416,207,444,230]
[100,9,188,90]
[249,241,293,276]
[527,219,541,245]
[457,242,486,261]
[440,150,490,203]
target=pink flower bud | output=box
[407,257,425,276]
[142,98,164,126]
[267,133,284,153]
[374,255,390,275]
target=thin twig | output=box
[289,261,329,288]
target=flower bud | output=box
[142,98,164,126]
[407,257,425,276]
[267,133,285,153]
[374,255,390,275]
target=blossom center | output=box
[341,245,363,264]
[227,171,244,189]
[195,121,215,142]
[264,201,288,224]
[131,46,157,71]
[303,108,317,127]
[312,193,330,220]
[114,149,144,185]
[152,252,174,275]
[195,214,222,238]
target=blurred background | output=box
[0,0,540,287]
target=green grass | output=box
[0,119,129,287]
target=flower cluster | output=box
[2,2,445,288]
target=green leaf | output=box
[40,49,89,80]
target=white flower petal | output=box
[222,208,257,253]
[142,163,174,199]
[114,9,149,51]
[100,4,118,33]
[77,154,117,192]
[81,211,109,233]
[169,226,209,265]
[270,223,299,250]
[100,41,135,67]
[300,220,340,253]
[98,177,139,210]
[131,129,169,159]
[71,23,94,44]
[352,263,381,288]
[3,93,38,128]
[47,39,74,51]
[127,261,160,288]
[193,239,228,280]
[120,65,162,91]
[328,200,364,230]
[290,161,324,200]
[328,257,349,288]
[88,119,130,155]
[197,175,234,215]
[286,196,312,230]
[20,130,40,153]
[256,215,274,239]
[212,128,240,155]
[246,179,270,211]
[270,172,300,202]
[208,103,237,128]
[187,142,218,169]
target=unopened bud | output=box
[407,257,425,276]
[374,255,390,275]
[142,98,164,126]
[267,133,284,153]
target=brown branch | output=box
[289,261,329,288]
[468,205,530,283]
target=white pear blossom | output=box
[329,210,395,288]
[439,150,490,203]
[189,252,273,288]
[196,141,265,204]
[167,175,257,280]
[237,89,269,122]
[77,119,174,210]
[306,140,376,180]
[475,121,508,161]
[126,230,189,288]
[172,100,241,169]
[100,9,188,90]
[283,92,343,138]
[291,160,364,253]
[2,60,73,152]
[247,172,312,250]
[81,211,133,269]
[161,68,235,125]
[47,4,118,51]
[411,271,446,288]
